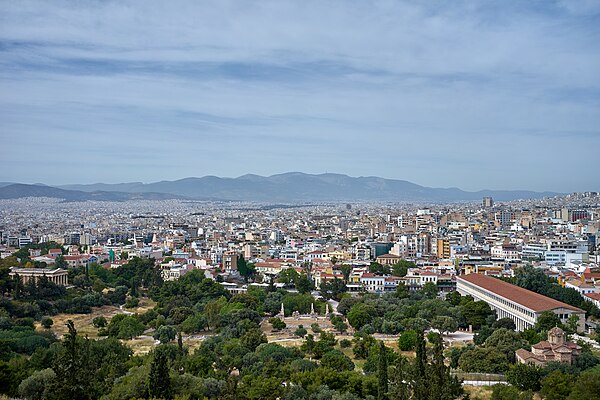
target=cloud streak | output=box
[0,0,599,192]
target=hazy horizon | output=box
[1,1,599,192]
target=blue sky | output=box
[0,0,599,192]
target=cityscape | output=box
[1,1,599,400]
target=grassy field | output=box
[36,298,157,339]
[463,385,494,400]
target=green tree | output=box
[320,349,355,372]
[92,316,107,328]
[432,316,458,335]
[458,347,510,373]
[484,328,528,363]
[277,268,299,284]
[446,291,462,306]
[148,348,172,400]
[294,325,308,338]
[515,265,550,294]
[340,264,352,282]
[398,330,418,351]
[541,371,573,400]
[391,260,414,277]
[18,368,56,400]
[320,277,348,301]
[493,318,517,330]
[421,282,438,299]
[535,311,562,332]
[347,303,375,330]
[237,255,256,282]
[41,317,53,329]
[294,274,313,294]
[460,299,494,329]
[154,325,177,344]
[181,313,207,334]
[352,333,376,359]
[269,317,286,331]
[567,369,600,400]
[378,341,388,400]
[48,320,94,400]
[506,363,543,391]
[240,328,267,351]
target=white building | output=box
[457,274,585,332]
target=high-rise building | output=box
[482,196,494,208]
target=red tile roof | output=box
[457,274,584,313]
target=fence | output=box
[451,371,507,386]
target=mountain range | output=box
[0,173,561,203]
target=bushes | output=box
[106,314,145,340]
[398,330,417,351]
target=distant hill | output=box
[58,172,561,202]
[0,184,187,202]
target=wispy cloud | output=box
[0,0,598,191]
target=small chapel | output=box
[516,327,581,366]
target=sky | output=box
[0,0,599,192]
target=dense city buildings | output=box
[1,192,599,329]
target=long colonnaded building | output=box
[456,274,585,332]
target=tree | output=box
[320,277,347,301]
[378,341,388,400]
[568,369,600,400]
[413,330,428,400]
[17,368,55,400]
[41,317,53,329]
[515,265,550,294]
[340,264,352,283]
[269,317,286,331]
[237,255,256,282]
[334,320,348,334]
[347,303,375,330]
[49,320,94,400]
[398,330,418,351]
[392,282,408,299]
[446,291,462,306]
[458,347,510,373]
[541,371,573,400]
[294,273,313,294]
[320,349,355,372]
[352,333,376,359]
[506,363,543,391]
[432,316,458,335]
[240,328,267,351]
[277,268,299,284]
[491,384,532,400]
[421,282,438,299]
[484,328,528,363]
[148,348,172,400]
[391,260,414,277]
[460,299,494,329]
[154,325,177,344]
[493,318,517,330]
[535,311,562,332]
[181,313,207,334]
[294,325,308,338]
[92,316,107,328]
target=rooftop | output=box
[457,273,584,313]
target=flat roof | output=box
[457,274,584,313]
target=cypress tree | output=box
[148,348,172,400]
[378,341,388,400]
[413,330,429,400]
[48,320,93,400]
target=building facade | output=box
[457,274,585,332]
